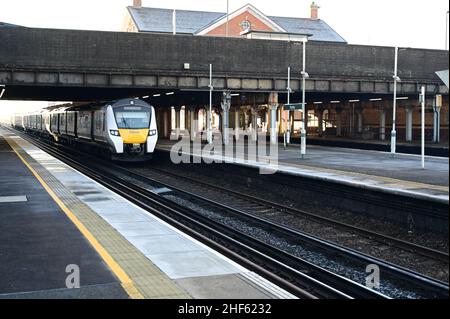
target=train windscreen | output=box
[113,105,151,129]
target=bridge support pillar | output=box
[335,107,342,137]
[269,92,279,145]
[174,106,181,137]
[251,108,258,141]
[221,91,231,145]
[234,107,240,141]
[190,107,198,142]
[316,108,324,137]
[184,107,190,134]
[163,109,170,139]
[356,107,363,134]
[405,106,414,142]
[379,107,386,141]
[269,105,278,145]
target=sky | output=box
[0,0,449,119]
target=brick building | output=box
[122,1,346,43]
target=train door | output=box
[93,110,106,143]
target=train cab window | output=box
[113,105,151,129]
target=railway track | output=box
[10,129,449,299]
[129,164,449,263]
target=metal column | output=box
[221,91,231,145]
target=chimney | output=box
[133,0,142,7]
[310,2,320,20]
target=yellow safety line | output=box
[6,138,144,299]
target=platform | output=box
[157,138,449,204]
[0,128,294,299]
[292,136,448,157]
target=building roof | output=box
[269,16,346,43]
[127,6,347,43]
[0,22,23,28]
[128,7,225,34]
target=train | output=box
[11,98,158,161]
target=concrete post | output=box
[190,107,197,142]
[379,108,386,141]
[251,108,258,141]
[278,107,283,134]
[163,109,169,138]
[317,108,324,137]
[268,92,279,145]
[184,107,190,133]
[335,108,342,137]
[270,104,278,145]
[356,108,363,134]
[234,107,240,141]
[174,106,181,136]
[221,91,231,145]
[405,106,413,142]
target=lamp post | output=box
[208,64,213,144]
[391,47,399,156]
[286,67,292,146]
[300,39,309,159]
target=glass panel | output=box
[114,105,151,129]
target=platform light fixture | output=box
[230,93,240,97]
[0,85,5,99]
[370,98,383,101]
[142,95,150,99]
[396,97,409,100]
[330,100,341,104]
[153,94,161,97]
[166,92,175,96]
[313,101,323,104]
[349,99,360,103]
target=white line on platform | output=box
[0,196,28,203]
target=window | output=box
[114,105,151,129]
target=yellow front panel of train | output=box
[118,129,149,144]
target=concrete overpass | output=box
[0,27,448,145]
[0,27,448,102]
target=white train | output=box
[13,98,158,161]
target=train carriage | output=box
[15,98,158,162]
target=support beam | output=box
[251,108,258,141]
[234,107,240,141]
[163,109,169,138]
[405,106,414,142]
[174,106,181,137]
[379,107,386,141]
[356,107,363,134]
[316,108,324,137]
[270,104,278,145]
[335,108,342,137]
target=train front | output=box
[107,99,158,161]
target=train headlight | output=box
[110,129,120,136]
[149,129,157,136]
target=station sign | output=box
[284,103,304,111]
